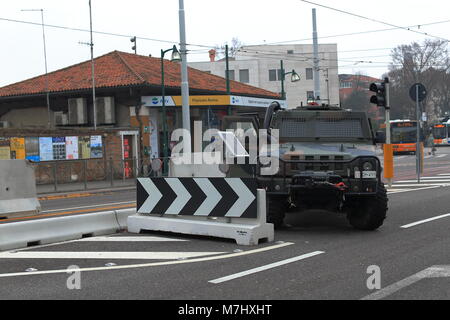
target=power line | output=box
[298,0,450,43]
[247,20,450,47]
[0,16,214,49]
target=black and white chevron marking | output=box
[137,178,257,218]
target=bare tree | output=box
[215,37,244,59]
[388,40,450,121]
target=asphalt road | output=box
[1,148,450,300]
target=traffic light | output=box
[369,82,387,108]
[130,37,137,54]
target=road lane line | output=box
[77,236,187,242]
[395,180,450,183]
[208,251,325,284]
[0,251,223,260]
[0,242,294,278]
[361,266,450,300]
[401,213,450,229]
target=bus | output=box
[432,122,450,146]
[380,120,422,154]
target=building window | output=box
[306,68,313,80]
[227,70,235,81]
[340,82,353,89]
[269,69,278,81]
[307,91,315,101]
[239,69,250,83]
[287,50,294,54]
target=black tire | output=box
[267,196,288,229]
[347,183,388,231]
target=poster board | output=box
[25,137,40,162]
[39,137,54,161]
[65,136,79,160]
[79,136,91,159]
[52,137,66,160]
[10,137,26,160]
[90,135,103,159]
[0,138,10,160]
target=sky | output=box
[0,0,449,87]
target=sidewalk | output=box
[36,179,136,198]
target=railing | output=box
[32,158,165,194]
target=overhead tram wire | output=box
[243,19,450,48]
[0,16,215,50]
[298,0,450,43]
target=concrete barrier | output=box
[0,160,41,219]
[0,209,135,251]
[128,189,274,246]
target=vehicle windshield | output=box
[277,116,369,141]
[391,124,417,144]
[433,126,447,139]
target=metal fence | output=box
[33,158,164,194]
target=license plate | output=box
[355,171,376,179]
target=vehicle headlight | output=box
[363,162,374,171]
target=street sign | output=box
[137,178,257,218]
[410,83,427,102]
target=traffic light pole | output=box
[385,78,392,188]
[416,84,421,184]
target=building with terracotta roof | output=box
[0,51,281,163]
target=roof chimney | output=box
[209,49,216,62]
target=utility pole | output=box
[22,9,51,128]
[89,0,97,130]
[312,8,321,103]
[179,0,191,154]
[225,44,232,115]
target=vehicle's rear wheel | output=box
[347,183,388,231]
[267,196,289,229]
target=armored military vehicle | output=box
[224,102,388,230]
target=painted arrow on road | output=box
[137,178,257,218]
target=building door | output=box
[123,135,134,178]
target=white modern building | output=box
[189,44,340,109]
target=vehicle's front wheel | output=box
[267,196,289,229]
[346,183,388,231]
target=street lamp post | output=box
[22,8,51,128]
[280,60,301,101]
[161,45,182,176]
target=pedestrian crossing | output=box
[387,173,450,194]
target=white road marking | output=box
[396,179,450,183]
[361,266,450,300]
[77,236,187,242]
[0,251,223,260]
[437,173,450,176]
[390,184,446,187]
[0,242,294,278]
[401,213,450,229]
[41,201,136,214]
[387,186,440,194]
[208,251,325,284]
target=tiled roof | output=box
[0,51,279,99]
